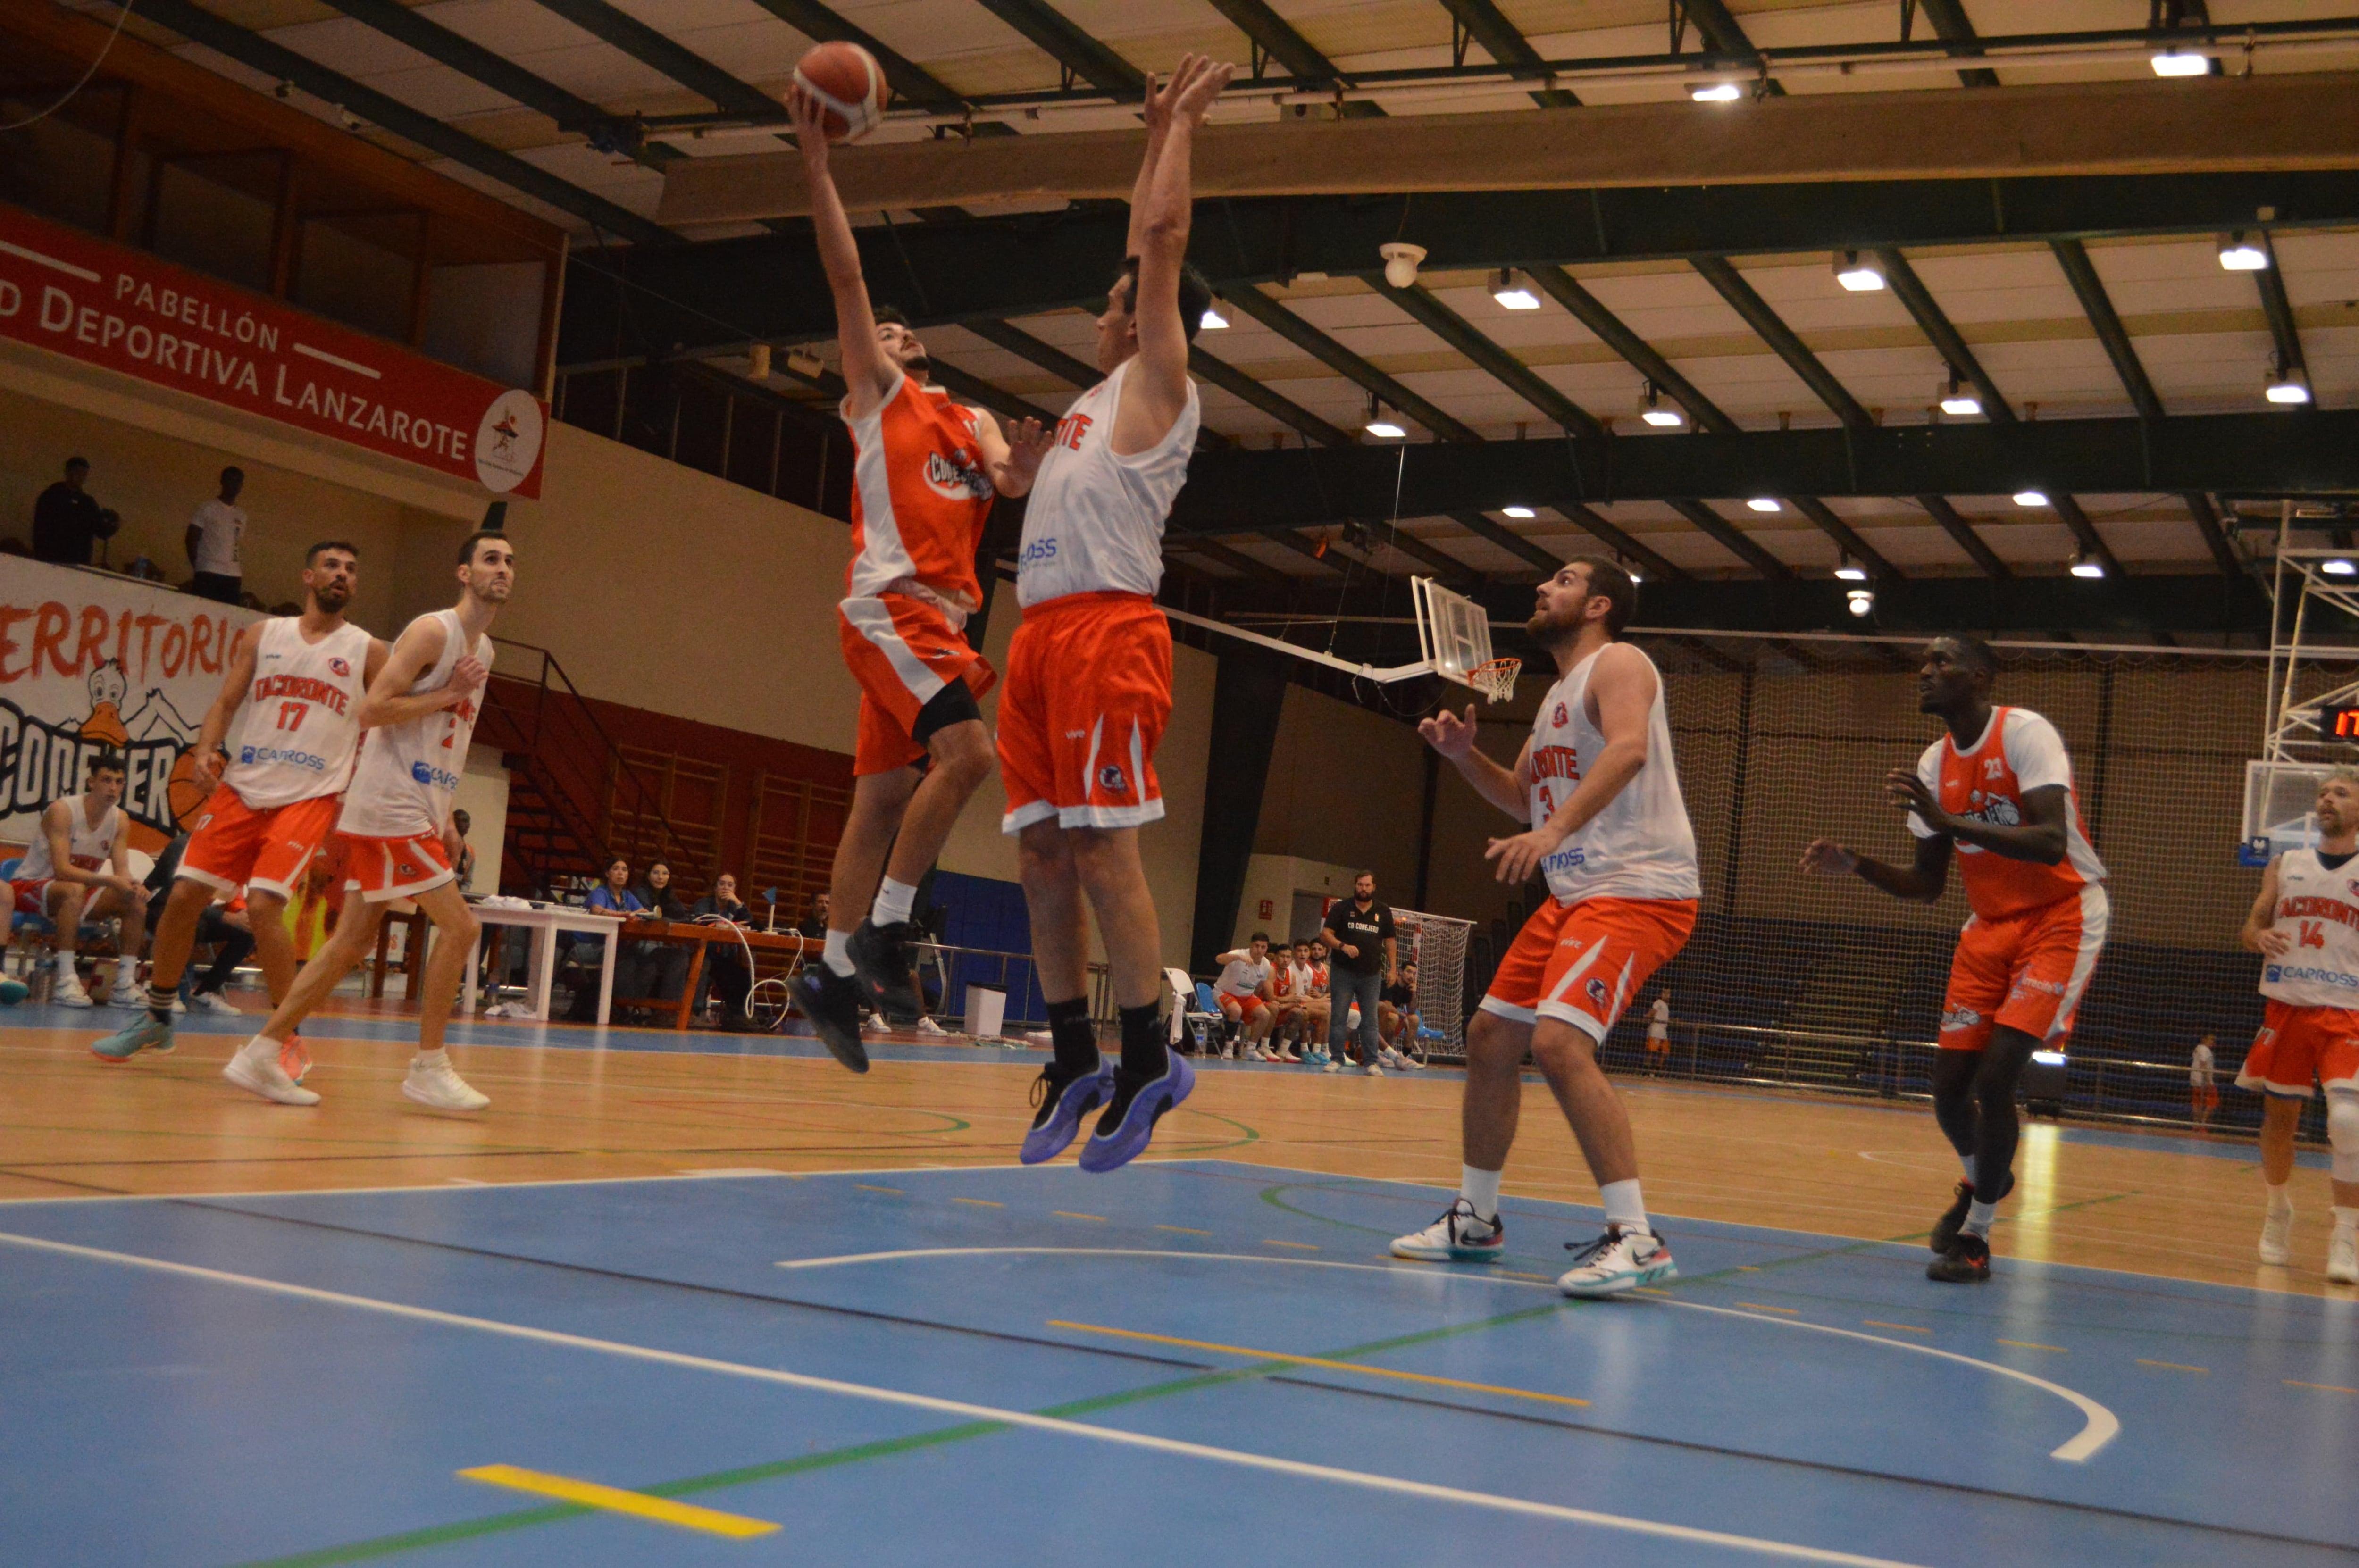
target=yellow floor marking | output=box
[1734,1265,1761,1272]
[1862,1321,1932,1335]
[1998,1340,2067,1353]
[1631,1285,1671,1295]
[458,1465,779,1538]
[1262,1239,1320,1251]
[1154,1225,1211,1235]
[950,1197,1004,1208]
[1733,1302,1798,1314]
[1050,1320,1589,1408]
[853,1184,904,1195]
[2137,1359,2209,1374]
[2285,1379,2359,1394]
[1053,1211,1107,1222]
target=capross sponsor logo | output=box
[238,743,327,771]
[2265,962,2359,989]
[1019,537,1058,568]
[409,760,461,791]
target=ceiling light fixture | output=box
[1748,498,1781,513]
[1834,559,1868,582]
[2218,232,2269,271]
[1690,81,1742,102]
[1833,250,1887,292]
[1490,268,1540,310]
[1502,505,1536,519]
[1620,554,1644,583]
[1364,394,1405,440]
[1199,306,1228,330]
[1638,381,1684,428]
[1379,242,1425,289]
[2150,49,2209,76]
[2265,365,2312,406]
[2013,489,2049,508]
[2324,558,2358,577]
[1846,587,1874,617]
[1938,367,1982,417]
[2070,553,2106,579]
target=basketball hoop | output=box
[1469,657,1522,703]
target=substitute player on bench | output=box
[1394,559,1697,1297]
[2237,767,2359,1284]
[1802,635,2108,1285]
[93,542,382,1067]
[1008,54,1231,1173]
[784,84,1053,1069]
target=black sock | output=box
[145,981,177,1025]
[1045,997,1098,1076]
[1119,1002,1165,1079]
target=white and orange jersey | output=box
[2260,846,2359,1008]
[221,616,373,809]
[17,798,119,879]
[1908,705,2105,921]
[338,609,491,840]
[1015,355,1200,608]
[845,374,993,617]
[1526,644,1699,905]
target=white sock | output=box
[1460,1165,1503,1223]
[1958,1153,1976,1185]
[2335,1206,2358,1234]
[871,877,917,928]
[1600,1179,1648,1233]
[414,1048,448,1068]
[1962,1199,1998,1239]
[823,929,854,976]
[2268,1183,2295,1219]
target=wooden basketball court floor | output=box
[3,1001,2355,1567]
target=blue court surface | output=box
[4,1158,2357,1568]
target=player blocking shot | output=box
[1394,559,1698,1297]
[785,83,1054,1069]
[1008,54,1232,1174]
[2237,768,2359,1284]
[219,532,512,1110]
[93,542,384,1067]
[1802,636,2108,1284]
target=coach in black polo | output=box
[1323,872,1397,1075]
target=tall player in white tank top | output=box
[2238,768,2359,1282]
[223,532,513,1111]
[1004,54,1233,1176]
[95,542,386,1068]
[1394,559,1698,1298]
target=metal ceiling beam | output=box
[527,0,781,120]
[1447,510,1570,575]
[973,0,1144,100]
[1914,0,2003,88]
[1188,343,1355,448]
[1264,530,1355,574]
[1181,536,1290,582]
[737,0,969,111]
[1549,505,1682,581]
[1667,499,1794,579]
[1373,280,1606,440]
[1673,0,1783,95]
[2179,490,2242,577]
[1202,0,1382,115]
[564,172,2359,353]
[1217,287,1478,442]
[1875,246,2122,575]
[2050,238,2164,422]
[1913,495,2013,579]
[957,318,1098,391]
[1434,0,1581,107]
[2255,233,2308,379]
[1691,257,1872,430]
[119,0,675,246]
[1160,410,2359,531]
[1372,524,1484,585]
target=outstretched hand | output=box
[1418,704,1480,759]
[786,84,830,166]
[1884,767,1942,828]
[1799,838,1858,879]
[1146,53,1232,136]
[1004,416,1054,481]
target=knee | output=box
[452,910,482,946]
[2328,1092,2359,1182]
[931,723,995,791]
[244,890,286,925]
[1015,825,1072,886]
[1529,1021,1599,1077]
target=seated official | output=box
[691,872,758,1030]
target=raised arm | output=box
[1419,704,1528,818]
[190,622,263,794]
[787,87,898,419]
[2243,855,2292,955]
[1111,54,1232,456]
[355,617,477,731]
[1485,642,1656,885]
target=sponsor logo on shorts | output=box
[410,761,461,790]
[1940,1006,1983,1032]
[2012,976,2067,998]
[398,861,419,877]
[329,657,351,676]
[1585,978,1609,1007]
[1098,763,1127,793]
[1064,729,1088,740]
[238,744,329,772]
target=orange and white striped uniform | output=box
[838,373,997,776]
[1909,705,2108,1051]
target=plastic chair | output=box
[3,857,53,976]
[1163,967,1221,1052]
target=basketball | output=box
[793,41,886,143]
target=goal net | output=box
[1390,907,1473,1053]
[1510,632,2350,1142]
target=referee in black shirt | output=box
[1323,871,1397,1076]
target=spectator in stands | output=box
[451,809,477,895]
[32,457,119,565]
[185,467,247,604]
[1644,993,1673,1076]
[2191,1033,2218,1130]
[692,872,757,1030]
[632,859,693,1003]
[1214,933,1281,1060]
[1324,872,1397,1076]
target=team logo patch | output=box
[329,657,351,676]
[398,862,418,877]
[1585,978,1609,1006]
[1553,702,1569,727]
[1097,763,1128,793]
[1940,1006,1983,1032]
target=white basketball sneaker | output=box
[403,1055,489,1111]
[1390,1198,1504,1263]
[2260,1205,2294,1266]
[2329,1225,2358,1285]
[1557,1225,1677,1298]
[52,970,92,1008]
[223,1037,321,1106]
[190,991,240,1015]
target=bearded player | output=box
[93,542,384,1068]
[784,83,1054,1070]
[219,532,511,1109]
[1392,559,1698,1297]
[2237,767,2359,1284]
[1802,636,2108,1284]
[1007,55,1232,1173]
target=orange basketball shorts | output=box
[178,785,342,901]
[340,831,454,904]
[997,591,1171,833]
[838,592,996,777]
[2237,1000,2359,1098]
[1938,884,2108,1051]
[1480,895,1698,1043]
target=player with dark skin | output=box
[1801,637,2074,1270]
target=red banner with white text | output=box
[0,202,545,498]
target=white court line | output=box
[0,239,101,281]
[0,1162,1041,1207]
[292,341,382,378]
[777,1245,2119,1464]
[0,1228,1928,1568]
